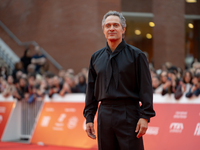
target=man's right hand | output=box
[86,122,96,139]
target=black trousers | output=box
[97,99,144,150]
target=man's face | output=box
[192,77,198,85]
[28,76,35,86]
[35,46,41,55]
[103,15,125,42]
[152,77,160,88]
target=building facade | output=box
[0,0,199,72]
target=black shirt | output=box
[83,39,155,123]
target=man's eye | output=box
[114,24,119,27]
[106,24,111,28]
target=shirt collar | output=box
[106,39,126,56]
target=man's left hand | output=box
[135,118,148,138]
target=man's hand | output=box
[86,122,96,139]
[135,118,148,138]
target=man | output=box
[31,46,46,73]
[83,11,155,150]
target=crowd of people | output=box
[0,46,200,102]
[0,46,87,103]
[151,60,200,99]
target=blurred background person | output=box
[2,75,16,98]
[81,67,88,83]
[37,79,49,97]
[186,72,200,98]
[20,48,32,74]
[58,69,66,84]
[31,46,46,74]
[162,71,178,96]
[152,75,162,94]
[27,64,36,75]
[174,70,193,100]
[0,66,8,79]
[0,77,7,94]
[12,62,24,83]
[64,74,77,93]
[26,73,37,103]
[60,74,77,96]
[75,73,87,93]
[13,76,28,101]
[49,75,62,98]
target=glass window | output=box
[124,15,153,61]
[185,18,200,62]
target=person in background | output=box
[174,70,193,100]
[21,48,32,74]
[183,70,193,92]
[49,76,63,97]
[37,79,49,97]
[65,74,77,93]
[12,62,24,82]
[186,72,200,98]
[59,80,71,96]
[27,64,36,75]
[2,75,16,98]
[177,67,183,80]
[152,76,162,94]
[0,78,7,94]
[160,71,168,84]
[31,46,46,73]
[58,69,66,84]
[150,69,157,78]
[66,68,75,76]
[75,73,87,93]
[162,70,178,96]
[154,70,167,94]
[44,72,54,94]
[26,73,37,103]
[60,74,77,96]
[81,67,88,83]
[27,73,36,94]
[13,70,23,86]
[13,77,28,100]
[0,75,4,93]
[0,66,8,80]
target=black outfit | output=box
[83,39,155,150]
[32,54,46,73]
[21,49,31,73]
[75,83,87,93]
[14,85,28,100]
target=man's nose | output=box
[110,25,115,30]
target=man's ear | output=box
[122,27,126,34]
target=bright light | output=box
[149,22,155,27]
[188,23,194,29]
[186,0,197,3]
[135,30,141,35]
[146,33,152,39]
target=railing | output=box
[0,38,20,70]
[21,100,43,139]
[0,20,62,70]
[0,46,14,70]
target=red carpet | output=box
[0,142,97,150]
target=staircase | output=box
[0,38,20,74]
[0,20,62,73]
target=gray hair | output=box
[102,11,126,30]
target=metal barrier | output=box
[20,100,43,139]
[0,42,15,74]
